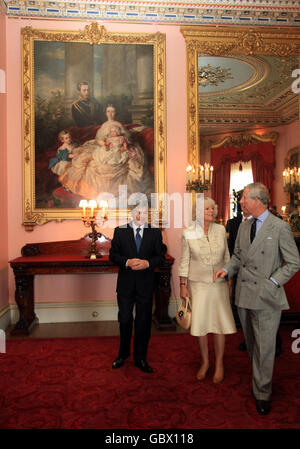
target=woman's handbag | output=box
[176,297,192,330]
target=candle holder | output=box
[79,200,108,259]
[186,163,213,192]
[282,167,300,193]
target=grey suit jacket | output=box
[224,212,300,310]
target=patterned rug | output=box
[0,327,299,429]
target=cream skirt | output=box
[188,280,237,337]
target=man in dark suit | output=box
[226,195,252,332]
[226,204,246,258]
[71,81,102,127]
[109,204,165,373]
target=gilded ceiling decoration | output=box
[199,54,299,135]
[2,0,300,26]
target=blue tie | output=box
[136,228,142,252]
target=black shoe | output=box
[112,357,127,369]
[238,340,247,351]
[134,359,153,373]
[251,389,271,415]
[256,400,271,415]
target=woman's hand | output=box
[180,284,190,301]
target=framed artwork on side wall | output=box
[22,23,166,231]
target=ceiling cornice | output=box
[3,1,300,27]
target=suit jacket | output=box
[109,224,165,294]
[224,212,300,310]
[178,222,230,283]
[226,215,243,256]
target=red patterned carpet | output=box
[0,327,299,429]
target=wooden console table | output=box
[9,235,175,335]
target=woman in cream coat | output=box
[178,197,236,383]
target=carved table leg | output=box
[11,271,39,335]
[153,269,176,330]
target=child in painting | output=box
[48,130,78,176]
[98,125,138,161]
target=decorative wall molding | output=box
[3,1,300,27]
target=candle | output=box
[210,165,214,184]
[283,170,286,187]
[290,169,294,185]
[79,199,88,217]
[192,166,196,182]
[186,165,192,184]
[204,163,209,182]
[200,165,204,184]
[88,199,97,218]
[98,200,108,217]
[281,206,286,214]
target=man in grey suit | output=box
[215,182,300,415]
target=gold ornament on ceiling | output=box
[198,64,233,87]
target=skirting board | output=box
[0,306,11,331]
[8,299,179,326]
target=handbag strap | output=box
[184,296,191,311]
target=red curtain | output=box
[211,141,275,223]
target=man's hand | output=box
[214,270,227,282]
[127,258,149,270]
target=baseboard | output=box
[10,300,119,324]
[9,298,179,325]
[0,305,11,331]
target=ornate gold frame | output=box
[180,25,300,167]
[22,23,166,230]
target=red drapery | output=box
[211,141,275,223]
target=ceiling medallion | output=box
[198,64,233,88]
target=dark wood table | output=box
[9,235,175,335]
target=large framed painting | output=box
[22,23,166,230]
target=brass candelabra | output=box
[186,163,213,192]
[282,166,300,193]
[79,199,108,259]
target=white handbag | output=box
[176,297,192,330]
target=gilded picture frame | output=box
[180,25,300,168]
[22,23,166,231]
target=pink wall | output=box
[4,17,299,312]
[0,6,8,313]
[5,19,187,306]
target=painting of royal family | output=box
[34,40,155,209]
